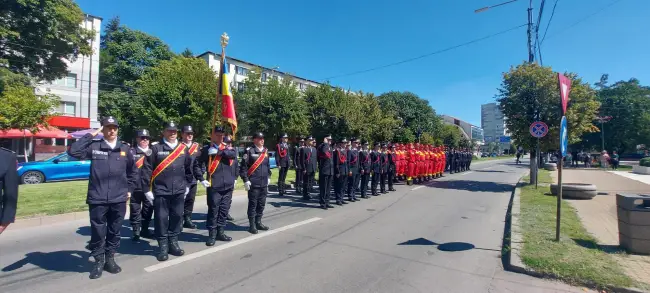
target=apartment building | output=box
[481,102,511,151]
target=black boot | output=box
[141,222,153,239]
[183,215,197,229]
[216,227,232,241]
[227,214,234,222]
[168,237,185,256]
[326,203,334,208]
[255,217,269,231]
[206,229,216,246]
[131,225,140,241]
[157,239,169,262]
[89,254,105,279]
[248,218,258,234]
[104,252,122,274]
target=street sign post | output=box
[529,121,548,189]
[556,73,572,242]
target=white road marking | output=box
[411,186,424,190]
[144,217,322,273]
[460,171,474,175]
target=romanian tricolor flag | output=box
[220,57,238,137]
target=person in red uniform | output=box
[406,143,416,185]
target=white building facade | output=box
[441,115,484,152]
[197,51,321,92]
[481,102,511,152]
[36,14,102,130]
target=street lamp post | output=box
[595,116,612,151]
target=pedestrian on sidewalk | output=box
[611,151,620,170]
[68,117,137,279]
[600,151,610,169]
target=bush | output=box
[640,157,650,167]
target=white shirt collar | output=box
[138,146,149,152]
[104,139,117,149]
[184,141,193,147]
[163,139,178,149]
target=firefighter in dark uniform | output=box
[293,136,304,195]
[454,149,461,173]
[300,136,317,200]
[358,141,371,199]
[129,129,154,241]
[194,126,237,245]
[467,149,473,170]
[240,132,272,234]
[317,134,334,209]
[0,147,18,236]
[333,138,349,205]
[346,138,360,202]
[142,121,193,262]
[275,133,290,196]
[379,143,389,194]
[181,125,201,229]
[226,135,236,222]
[370,142,382,196]
[387,144,397,192]
[68,117,137,279]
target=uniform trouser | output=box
[129,191,153,227]
[278,167,289,193]
[319,174,332,205]
[183,183,198,217]
[206,188,233,230]
[388,170,395,189]
[359,173,370,196]
[468,161,472,170]
[295,168,303,192]
[154,193,184,240]
[303,171,315,197]
[333,174,346,202]
[347,173,359,198]
[89,202,126,257]
[380,171,387,192]
[371,172,380,194]
[247,187,268,219]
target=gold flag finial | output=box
[220,33,229,48]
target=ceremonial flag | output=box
[220,57,238,137]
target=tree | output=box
[487,142,498,153]
[440,124,462,148]
[376,91,443,143]
[134,57,218,140]
[180,48,194,58]
[0,0,95,81]
[497,63,600,151]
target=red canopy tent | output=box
[0,126,71,139]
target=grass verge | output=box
[518,169,635,289]
[18,169,298,218]
[475,155,515,161]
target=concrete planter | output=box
[550,183,597,199]
[544,163,557,171]
[633,165,650,175]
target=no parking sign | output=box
[529,121,548,138]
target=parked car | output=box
[481,153,489,158]
[17,152,90,184]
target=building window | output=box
[261,73,268,82]
[237,82,245,91]
[235,66,248,76]
[62,101,75,115]
[299,83,307,90]
[54,73,77,88]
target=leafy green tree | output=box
[376,91,443,143]
[0,0,95,81]
[134,57,218,140]
[440,124,462,148]
[180,48,194,58]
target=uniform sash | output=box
[247,150,267,176]
[188,143,199,155]
[135,156,145,168]
[150,143,185,188]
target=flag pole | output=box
[208,33,229,184]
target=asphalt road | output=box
[0,158,589,293]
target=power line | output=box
[322,24,527,81]
[533,0,547,65]
[540,0,560,46]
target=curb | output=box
[502,173,647,293]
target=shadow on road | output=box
[1,250,88,273]
[269,200,320,209]
[572,238,625,254]
[472,170,507,173]
[428,180,514,193]
[397,238,500,252]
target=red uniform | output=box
[407,144,417,182]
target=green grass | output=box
[475,155,515,161]
[617,164,633,171]
[518,170,635,289]
[17,169,298,218]
[522,169,552,184]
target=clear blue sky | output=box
[76,0,648,126]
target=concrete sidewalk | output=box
[610,170,650,186]
[551,169,650,286]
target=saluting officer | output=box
[380,144,389,194]
[317,134,334,210]
[0,147,19,236]
[387,144,397,192]
[358,141,371,199]
[300,136,317,200]
[194,126,237,245]
[68,117,137,279]
[181,125,201,229]
[294,136,304,195]
[370,142,382,196]
[142,121,193,262]
[275,133,290,196]
[129,129,154,241]
[346,138,360,202]
[240,132,272,234]
[333,138,349,205]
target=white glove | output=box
[268,179,271,185]
[234,180,237,187]
[201,180,211,188]
[145,192,154,204]
[244,181,252,191]
[184,187,190,197]
[208,147,218,155]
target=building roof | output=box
[196,51,322,86]
[84,13,103,20]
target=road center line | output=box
[411,186,424,190]
[144,217,322,273]
[460,171,474,175]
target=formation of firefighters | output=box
[391,143,472,185]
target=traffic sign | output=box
[560,116,568,157]
[558,73,572,115]
[529,121,548,138]
[499,136,511,143]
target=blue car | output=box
[17,152,90,184]
[236,148,277,169]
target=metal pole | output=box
[556,152,562,241]
[601,120,605,151]
[536,137,539,189]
